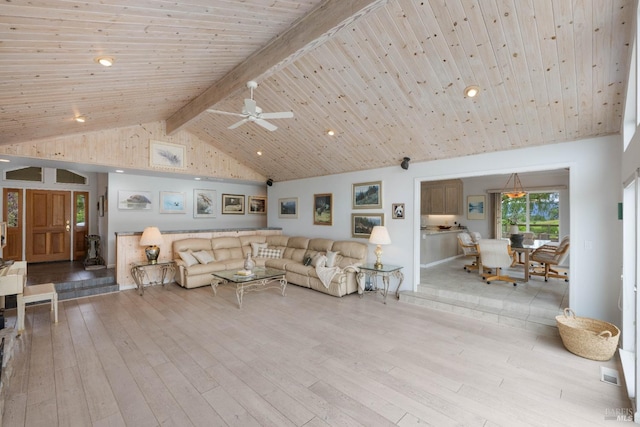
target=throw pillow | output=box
[250,242,268,257]
[326,250,340,268]
[192,250,215,265]
[311,253,327,268]
[179,251,199,267]
[257,247,282,259]
[303,255,312,266]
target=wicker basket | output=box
[555,308,620,361]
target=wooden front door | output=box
[2,188,23,261]
[26,189,71,262]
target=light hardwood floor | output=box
[2,281,631,426]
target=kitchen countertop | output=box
[420,227,466,235]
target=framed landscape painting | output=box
[352,213,384,238]
[313,193,333,225]
[278,197,298,219]
[352,181,382,209]
[467,195,486,220]
[194,189,216,218]
[248,196,267,214]
[222,194,245,214]
[118,190,152,210]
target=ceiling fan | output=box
[206,81,294,131]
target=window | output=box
[56,169,87,185]
[5,166,43,182]
[501,192,560,241]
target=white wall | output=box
[269,135,622,325]
[107,173,267,265]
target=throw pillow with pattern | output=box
[257,247,282,259]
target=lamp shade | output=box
[369,226,391,245]
[139,226,163,246]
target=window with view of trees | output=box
[501,192,560,241]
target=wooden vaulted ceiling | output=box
[0,0,634,182]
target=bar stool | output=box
[17,282,58,333]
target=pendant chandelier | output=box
[502,173,527,198]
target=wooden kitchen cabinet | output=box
[421,179,463,215]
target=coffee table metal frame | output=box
[211,267,287,308]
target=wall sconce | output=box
[140,226,163,264]
[369,226,391,269]
[400,157,410,170]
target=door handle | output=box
[66,220,70,232]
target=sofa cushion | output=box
[284,237,310,262]
[250,242,268,257]
[173,238,213,258]
[326,250,341,268]
[264,258,290,270]
[258,247,281,259]
[211,236,243,261]
[310,253,326,267]
[192,250,215,264]
[179,251,199,267]
[332,241,366,268]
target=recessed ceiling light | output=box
[75,115,86,123]
[0,159,10,163]
[327,130,335,136]
[194,177,201,180]
[464,85,480,98]
[115,169,124,173]
[95,56,115,67]
[257,151,263,156]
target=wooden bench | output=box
[17,282,58,332]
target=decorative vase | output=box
[244,253,255,272]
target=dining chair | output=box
[457,233,481,272]
[530,236,570,282]
[478,239,518,286]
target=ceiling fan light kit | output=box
[207,80,293,131]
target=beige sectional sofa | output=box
[172,234,368,297]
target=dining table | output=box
[509,239,551,282]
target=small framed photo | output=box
[160,191,186,214]
[278,197,298,219]
[392,203,405,219]
[248,196,267,214]
[222,194,245,214]
[467,195,486,220]
[352,181,382,209]
[150,140,186,169]
[118,190,152,210]
[314,193,333,225]
[194,189,216,218]
[352,213,384,238]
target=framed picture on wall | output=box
[118,190,152,210]
[352,181,382,209]
[351,213,384,238]
[467,195,486,220]
[313,193,332,225]
[150,140,186,169]
[248,196,267,214]
[194,189,216,218]
[392,203,405,219]
[222,194,245,214]
[160,191,186,214]
[278,197,298,218]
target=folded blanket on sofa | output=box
[316,264,361,289]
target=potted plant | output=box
[508,217,524,247]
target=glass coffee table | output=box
[211,267,287,308]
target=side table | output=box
[130,261,176,296]
[356,263,404,304]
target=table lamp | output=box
[140,226,163,264]
[369,226,391,269]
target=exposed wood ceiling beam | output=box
[165,0,388,135]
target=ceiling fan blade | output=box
[259,111,294,119]
[244,98,257,116]
[255,119,277,131]
[206,109,246,118]
[228,119,249,130]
